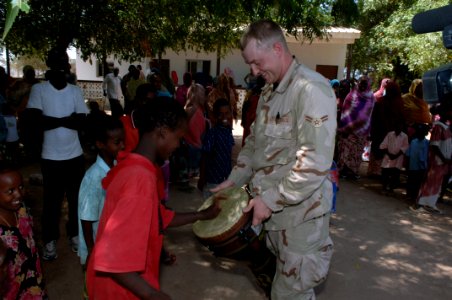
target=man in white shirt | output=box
[26,47,88,260]
[103,68,124,118]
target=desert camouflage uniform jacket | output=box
[228,60,337,230]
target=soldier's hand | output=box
[243,196,272,226]
[210,179,234,193]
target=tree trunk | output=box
[346,44,352,80]
[216,44,221,77]
[5,47,10,76]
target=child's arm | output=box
[197,152,207,191]
[169,200,221,227]
[198,129,212,191]
[110,272,171,300]
[81,220,95,264]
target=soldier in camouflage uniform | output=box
[212,20,336,299]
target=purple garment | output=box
[339,88,375,137]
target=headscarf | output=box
[374,78,391,103]
[339,76,375,136]
[402,79,431,125]
[330,79,340,88]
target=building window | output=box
[186,60,211,76]
[316,65,338,80]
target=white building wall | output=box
[290,43,347,79]
[219,48,249,87]
[75,53,147,82]
[75,42,348,86]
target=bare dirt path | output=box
[18,130,452,299]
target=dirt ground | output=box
[18,132,452,299]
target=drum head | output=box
[193,187,249,241]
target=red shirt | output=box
[184,107,206,148]
[120,114,139,153]
[87,152,175,299]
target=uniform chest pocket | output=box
[263,122,296,164]
[264,122,293,139]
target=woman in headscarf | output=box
[337,75,375,179]
[368,80,405,177]
[414,102,452,214]
[402,79,432,139]
[207,73,237,122]
[175,72,192,107]
[336,79,352,123]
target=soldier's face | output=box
[242,39,282,84]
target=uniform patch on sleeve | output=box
[305,115,328,128]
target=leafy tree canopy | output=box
[0,0,334,63]
[4,0,447,89]
[351,0,452,87]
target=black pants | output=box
[108,98,124,118]
[381,167,401,190]
[41,155,85,243]
[407,170,426,201]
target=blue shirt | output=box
[202,125,235,184]
[77,155,110,265]
[406,138,429,171]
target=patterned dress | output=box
[337,84,375,175]
[417,121,452,208]
[0,205,46,299]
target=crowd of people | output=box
[334,74,451,215]
[0,18,449,300]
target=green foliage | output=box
[273,0,333,41]
[2,0,30,40]
[351,0,452,84]
[2,0,449,90]
[11,54,47,76]
[0,0,336,63]
[331,0,359,27]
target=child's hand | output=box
[199,195,223,220]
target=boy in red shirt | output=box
[87,98,220,299]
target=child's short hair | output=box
[94,115,124,144]
[0,160,19,175]
[135,83,157,103]
[414,123,429,137]
[213,98,231,117]
[133,97,187,136]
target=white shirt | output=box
[27,81,88,160]
[102,73,123,100]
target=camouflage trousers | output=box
[266,214,333,300]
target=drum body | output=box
[193,187,276,297]
[192,187,257,258]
